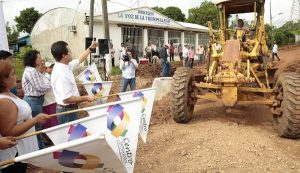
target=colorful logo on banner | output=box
[107,104,130,137]
[53,150,103,170]
[85,69,96,82]
[68,124,90,141]
[133,92,147,113]
[91,83,105,97]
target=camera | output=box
[122,55,130,61]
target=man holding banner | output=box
[50,41,98,124]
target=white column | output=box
[181,31,185,46]
[195,33,199,47]
[143,28,148,57]
[164,30,168,45]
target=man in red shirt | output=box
[169,43,175,62]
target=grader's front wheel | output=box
[273,72,300,138]
[171,67,197,123]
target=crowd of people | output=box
[141,42,208,76]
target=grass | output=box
[14,58,24,80]
[111,66,122,76]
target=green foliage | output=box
[265,24,272,47]
[5,22,18,45]
[163,7,185,22]
[273,30,285,45]
[152,6,185,22]
[14,58,24,80]
[152,6,164,14]
[14,7,42,33]
[15,46,34,60]
[186,1,218,29]
[292,29,300,35]
[110,66,122,76]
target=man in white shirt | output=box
[182,45,189,67]
[119,51,138,92]
[50,41,97,124]
[272,41,280,61]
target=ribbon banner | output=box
[118,88,156,143]
[83,81,113,104]
[76,63,102,83]
[16,134,126,173]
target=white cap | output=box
[45,62,54,68]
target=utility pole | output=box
[88,0,94,65]
[270,0,273,45]
[102,0,110,40]
[101,0,110,80]
[89,0,94,38]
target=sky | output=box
[1,0,294,27]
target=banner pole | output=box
[15,93,120,140]
[16,131,44,140]
[95,93,119,99]
[0,159,15,167]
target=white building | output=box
[31,7,209,65]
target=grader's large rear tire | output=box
[273,72,300,138]
[171,67,197,123]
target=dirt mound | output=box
[150,96,173,126]
[137,63,162,78]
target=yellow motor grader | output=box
[171,0,300,138]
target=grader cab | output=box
[171,0,300,138]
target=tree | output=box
[14,7,42,34]
[187,1,218,29]
[6,22,19,45]
[163,7,185,22]
[152,6,185,22]
[152,6,164,14]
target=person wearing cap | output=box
[42,62,58,129]
[50,41,97,125]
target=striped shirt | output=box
[22,66,51,97]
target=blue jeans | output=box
[161,59,171,77]
[56,105,78,124]
[198,54,204,64]
[121,77,136,92]
[23,95,45,149]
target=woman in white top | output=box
[0,59,49,173]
